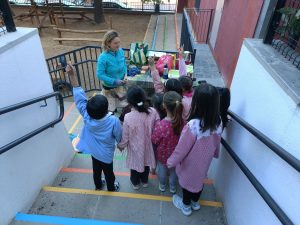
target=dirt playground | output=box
[12,7,150,58]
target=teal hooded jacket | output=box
[97,48,127,88]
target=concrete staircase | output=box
[10,99,226,225]
[144,14,181,52]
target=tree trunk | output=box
[94,0,105,24]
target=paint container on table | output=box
[162,64,168,79]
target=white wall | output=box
[209,39,300,225]
[0,28,73,225]
[209,0,224,49]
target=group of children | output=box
[66,58,223,216]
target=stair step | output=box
[14,213,141,225]
[20,188,225,225]
[54,169,217,201]
[43,186,223,208]
[60,167,214,185]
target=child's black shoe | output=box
[114,181,120,192]
[95,178,106,190]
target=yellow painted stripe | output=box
[43,186,223,208]
[63,102,75,121]
[68,115,82,134]
[143,15,153,43]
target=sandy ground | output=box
[12,7,150,58]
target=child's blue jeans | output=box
[157,161,177,187]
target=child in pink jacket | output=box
[179,76,194,121]
[152,91,185,194]
[167,83,222,216]
[118,86,160,190]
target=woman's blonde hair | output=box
[102,30,119,51]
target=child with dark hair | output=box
[66,63,121,192]
[148,57,184,96]
[152,91,185,193]
[151,93,167,120]
[164,78,183,95]
[216,87,231,128]
[167,83,222,216]
[179,76,194,121]
[118,86,160,190]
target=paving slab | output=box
[193,44,225,87]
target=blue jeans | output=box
[157,161,177,187]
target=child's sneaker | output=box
[95,178,106,190]
[169,186,176,194]
[191,200,201,210]
[132,183,140,190]
[114,181,120,192]
[172,194,192,216]
[158,183,166,192]
[142,182,148,188]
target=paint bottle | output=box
[163,64,168,79]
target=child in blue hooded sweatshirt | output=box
[66,63,122,192]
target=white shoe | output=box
[132,183,140,190]
[169,186,176,194]
[172,195,192,216]
[142,183,149,188]
[159,183,166,192]
[191,200,201,210]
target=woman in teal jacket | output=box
[97,30,127,112]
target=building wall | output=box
[209,0,225,48]
[209,39,300,225]
[212,0,264,86]
[199,0,218,9]
[0,28,73,225]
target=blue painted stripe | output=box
[151,16,159,50]
[15,213,142,225]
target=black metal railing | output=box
[221,110,300,225]
[1,0,16,32]
[9,0,176,12]
[0,10,6,35]
[0,92,64,155]
[46,46,180,98]
[264,0,300,69]
[185,8,214,43]
[228,111,300,172]
[181,8,197,64]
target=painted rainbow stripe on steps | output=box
[60,167,214,185]
[15,213,141,225]
[42,186,223,208]
[75,153,126,161]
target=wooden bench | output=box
[53,16,112,44]
[53,37,104,44]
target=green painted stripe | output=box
[75,153,126,160]
[163,16,167,50]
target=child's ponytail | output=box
[163,91,184,135]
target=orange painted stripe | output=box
[61,167,213,185]
[174,13,179,49]
[63,102,75,121]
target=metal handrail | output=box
[221,138,294,225]
[0,92,64,155]
[228,110,300,172]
